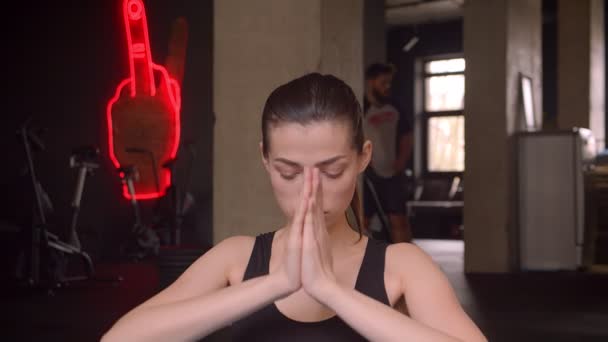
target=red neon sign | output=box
[107,0,185,200]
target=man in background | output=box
[362,63,414,243]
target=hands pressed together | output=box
[276,167,338,301]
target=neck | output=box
[365,89,379,107]
[325,212,361,248]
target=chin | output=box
[323,211,344,228]
[322,212,334,225]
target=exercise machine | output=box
[118,164,160,260]
[15,119,98,288]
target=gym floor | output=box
[2,240,608,342]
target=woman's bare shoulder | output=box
[385,242,438,275]
[137,235,257,309]
[209,235,256,268]
[214,235,256,253]
[210,235,257,285]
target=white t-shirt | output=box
[363,103,404,178]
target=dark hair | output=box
[261,73,364,235]
[365,63,396,81]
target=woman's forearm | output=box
[319,283,463,342]
[102,274,290,342]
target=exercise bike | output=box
[122,144,196,248]
[117,164,161,261]
[118,145,203,289]
[154,142,197,246]
[14,119,110,290]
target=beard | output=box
[372,88,390,105]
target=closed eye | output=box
[323,170,344,179]
[275,164,301,181]
[279,172,299,180]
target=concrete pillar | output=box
[557,0,605,150]
[364,0,386,67]
[213,0,364,243]
[464,0,542,273]
[320,0,365,102]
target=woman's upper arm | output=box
[137,235,255,310]
[388,243,487,342]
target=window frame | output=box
[418,55,465,178]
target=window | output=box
[422,57,465,173]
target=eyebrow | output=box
[273,155,346,168]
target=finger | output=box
[123,0,156,97]
[311,169,329,253]
[291,168,311,235]
[291,182,308,236]
[303,191,315,245]
[305,169,314,241]
[303,168,319,248]
[163,17,188,85]
[311,168,319,208]
[314,168,323,216]
[317,169,323,210]
[308,195,328,263]
[303,167,312,201]
[302,168,314,212]
[311,168,323,227]
[157,18,188,109]
[307,192,322,246]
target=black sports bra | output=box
[230,231,390,341]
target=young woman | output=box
[102,73,486,341]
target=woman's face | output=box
[262,120,371,227]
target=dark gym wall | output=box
[387,19,463,127]
[1,0,213,261]
[542,0,558,127]
[386,19,463,175]
[387,0,608,146]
